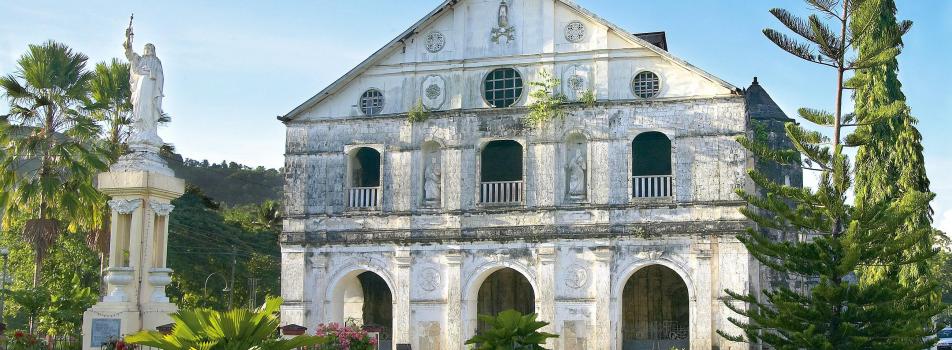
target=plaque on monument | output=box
[90,318,121,347]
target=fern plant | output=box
[465,310,558,350]
[579,89,596,107]
[524,70,566,128]
[408,98,429,123]
[125,296,327,350]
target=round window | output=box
[359,89,385,115]
[483,68,523,108]
[632,71,661,98]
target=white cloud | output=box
[936,209,952,234]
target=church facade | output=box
[278,1,799,349]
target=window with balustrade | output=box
[346,147,382,209]
[631,132,673,199]
[480,140,524,204]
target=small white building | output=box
[278,1,800,349]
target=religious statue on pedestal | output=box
[111,15,174,176]
[123,17,165,149]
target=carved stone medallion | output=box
[564,264,589,289]
[565,21,586,43]
[419,267,441,291]
[421,75,445,110]
[425,31,446,53]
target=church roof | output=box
[280,0,741,122]
[745,77,792,121]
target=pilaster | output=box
[592,246,613,350]
[537,245,557,349]
[394,248,413,345]
[444,249,463,349]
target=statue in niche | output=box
[491,0,515,44]
[423,156,441,204]
[567,147,586,199]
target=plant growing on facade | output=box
[524,70,566,128]
[407,98,429,123]
[314,322,379,350]
[125,296,327,350]
[579,89,596,108]
[720,1,942,349]
[465,310,558,350]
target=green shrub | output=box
[465,310,558,350]
[579,89,596,107]
[524,70,567,128]
[408,99,429,123]
[125,296,326,350]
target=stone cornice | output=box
[284,95,744,126]
[284,200,747,220]
[280,220,752,245]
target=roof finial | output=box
[752,76,759,85]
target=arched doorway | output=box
[332,271,393,349]
[476,267,535,333]
[621,265,689,350]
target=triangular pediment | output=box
[282,0,738,121]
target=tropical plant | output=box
[7,287,50,333]
[719,1,942,349]
[578,89,596,108]
[407,98,429,123]
[0,40,109,287]
[524,70,566,128]
[89,58,132,162]
[465,310,557,350]
[5,330,47,350]
[125,296,326,350]
[314,322,379,350]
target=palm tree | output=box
[126,296,327,350]
[90,58,132,162]
[86,58,133,294]
[0,40,109,287]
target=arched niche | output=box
[564,132,588,202]
[421,140,442,207]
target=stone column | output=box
[444,249,463,350]
[394,249,413,345]
[592,246,613,350]
[308,253,328,326]
[537,245,557,349]
[281,251,308,328]
[692,239,714,350]
[82,171,184,350]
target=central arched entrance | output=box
[331,270,393,349]
[476,267,535,333]
[621,265,689,350]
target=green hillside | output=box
[163,152,283,206]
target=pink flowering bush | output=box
[314,323,378,350]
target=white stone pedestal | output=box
[82,170,184,350]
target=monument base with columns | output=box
[82,169,183,350]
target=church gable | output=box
[284,0,738,121]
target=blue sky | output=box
[1,1,950,229]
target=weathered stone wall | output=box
[279,94,762,350]
[282,97,748,242]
